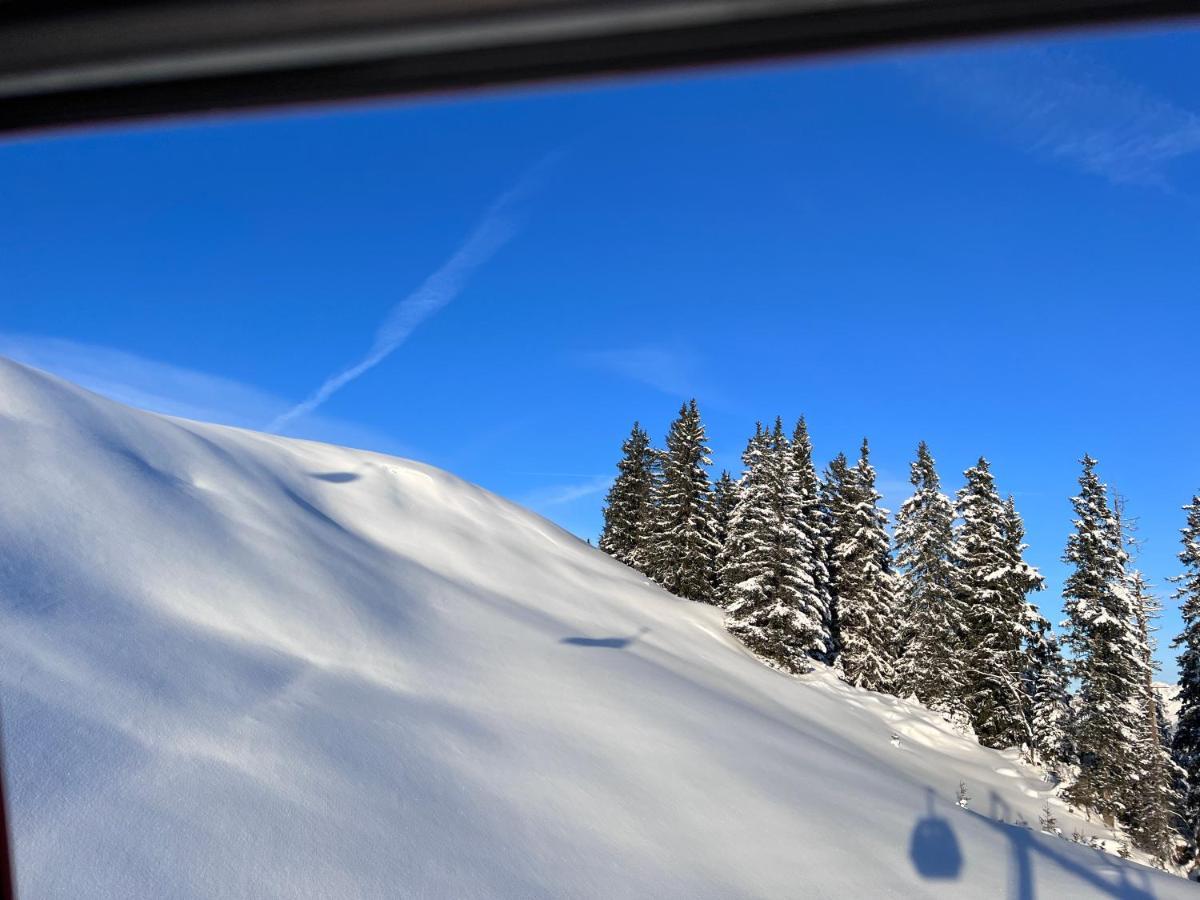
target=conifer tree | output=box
[1124,569,1181,864]
[1000,498,1046,624]
[792,418,834,658]
[1172,496,1200,852]
[711,470,739,597]
[712,470,738,548]
[599,422,657,571]
[830,439,897,691]
[718,424,767,601]
[821,452,852,658]
[647,400,720,603]
[1101,498,1180,861]
[894,442,964,713]
[997,496,1063,761]
[1022,607,1073,769]
[1060,456,1145,826]
[955,459,1031,750]
[724,419,828,670]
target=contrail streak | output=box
[266,157,553,434]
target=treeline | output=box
[599,400,1200,869]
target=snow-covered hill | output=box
[0,357,1187,898]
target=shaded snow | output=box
[0,357,1187,898]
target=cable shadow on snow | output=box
[560,627,649,649]
[979,790,1155,900]
[909,787,1158,900]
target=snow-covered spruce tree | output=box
[646,400,720,603]
[717,424,766,601]
[1060,456,1145,827]
[1173,496,1200,855]
[955,460,1031,750]
[829,439,897,692]
[997,496,1064,762]
[1105,497,1182,863]
[723,418,829,671]
[1023,607,1073,770]
[792,417,833,660]
[1176,501,1200,859]
[1124,568,1182,864]
[820,451,852,660]
[711,469,740,597]
[599,421,657,572]
[894,442,965,713]
[712,470,739,546]
[1000,498,1046,625]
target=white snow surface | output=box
[0,357,1186,899]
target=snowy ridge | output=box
[0,357,1187,898]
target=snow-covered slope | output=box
[0,357,1185,898]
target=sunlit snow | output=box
[0,358,1187,898]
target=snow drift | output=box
[0,357,1186,898]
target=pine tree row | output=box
[600,402,1193,866]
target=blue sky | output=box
[2,23,1199,673]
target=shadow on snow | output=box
[309,471,360,483]
[910,787,1158,899]
[910,787,963,879]
[560,627,649,649]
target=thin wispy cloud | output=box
[0,333,409,455]
[267,155,558,434]
[520,475,612,510]
[910,49,1200,187]
[580,345,709,399]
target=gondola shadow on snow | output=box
[560,627,649,649]
[910,787,964,880]
[309,471,360,483]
